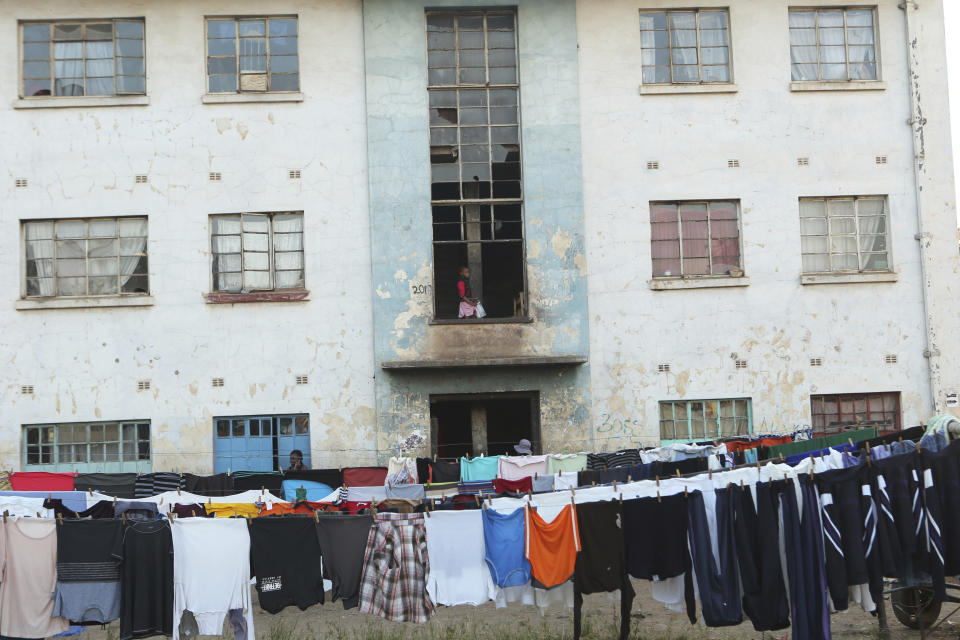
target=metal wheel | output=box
[891,587,942,629]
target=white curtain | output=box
[119,236,147,290]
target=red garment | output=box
[457,281,467,297]
[342,501,372,514]
[493,477,532,494]
[343,467,388,487]
[10,472,75,491]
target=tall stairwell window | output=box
[427,10,527,320]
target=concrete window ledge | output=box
[202,92,304,104]
[801,272,898,285]
[430,316,533,325]
[16,295,155,310]
[650,277,750,291]
[14,95,150,109]
[205,290,310,303]
[640,83,738,95]
[790,81,887,92]
[381,354,587,369]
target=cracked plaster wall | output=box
[0,0,377,472]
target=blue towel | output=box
[281,479,334,502]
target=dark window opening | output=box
[430,392,539,459]
[811,392,901,436]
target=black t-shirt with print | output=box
[249,517,325,613]
[112,520,174,640]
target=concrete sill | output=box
[429,316,533,325]
[790,81,886,92]
[640,83,738,95]
[650,277,750,291]
[16,295,154,310]
[801,272,898,285]
[202,92,304,104]
[380,354,587,369]
[205,290,310,303]
[14,95,149,109]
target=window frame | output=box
[22,420,151,471]
[659,398,753,444]
[19,18,146,99]
[21,216,150,299]
[209,211,305,294]
[649,200,744,279]
[203,15,300,94]
[788,6,881,83]
[799,195,892,274]
[638,8,733,85]
[811,392,901,435]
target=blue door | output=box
[214,415,311,473]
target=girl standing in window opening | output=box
[457,265,479,318]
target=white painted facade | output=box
[0,0,377,472]
[578,0,960,448]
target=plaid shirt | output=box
[358,512,435,623]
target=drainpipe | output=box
[900,0,944,414]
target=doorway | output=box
[429,392,540,458]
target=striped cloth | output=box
[358,513,435,622]
[133,472,184,499]
[456,480,495,496]
[586,449,642,471]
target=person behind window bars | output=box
[457,265,480,318]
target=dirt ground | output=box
[82,579,960,639]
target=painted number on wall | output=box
[597,413,639,437]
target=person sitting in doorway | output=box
[287,449,308,471]
[514,438,533,455]
[457,265,479,318]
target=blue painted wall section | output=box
[363,0,592,457]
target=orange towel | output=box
[524,504,581,588]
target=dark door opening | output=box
[429,392,539,459]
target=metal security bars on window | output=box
[799,196,889,273]
[639,10,731,84]
[659,399,752,442]
[24,421,150,467]
[21,20,145,97]
[206,17,299,93]
[650,201,742,278]
[789,8,877,81]
[23,218,148,297]
[210,213,304,292]
[811,392,901,435]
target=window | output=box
[650,201,742,278]
[811,392,901,435]
[799,196,889,273]
[21,20,145,97]
[214,414,310,472]
[23,421,150,470]
[210,212,304,292]
[639,9,731,84]
[427,11,526,319]
[659,398,752,443]
[23,218,148,298]
[206,17,299,93]
[789,8,878,81]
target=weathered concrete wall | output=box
[0,0,377,472]
[578,0,947,448]
[363,0,592,456]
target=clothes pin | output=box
[618,493,623,505]
[36,512,41,518]
[177,487,181,497]
[675,469,681,479]
[613,480,617,492]
[2,511,7,522]
[313,510,320,523]
[88,488,93,497]
[657,490,661,503]
[655,475,660,489]
[474,495,480,508]
[683,486,688,499]
[56,513,63,525]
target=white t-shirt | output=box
[425,511,496,606]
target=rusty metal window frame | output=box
[205,16,299,93]
[788,6,879,82]
[639,8,732,85]
[659,398,752,443]
[650,200,743,278]
[811,392,901,435]
[22,217,149,298]
[210,212,305,293]
[20,19,146,98]
[23,421,151,468]
[799,195,890,274]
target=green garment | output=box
[546,453,587,474]
[765,427,876,459]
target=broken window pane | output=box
[206,17,297,92]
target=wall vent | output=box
[296,375,309,385]
[211,377,224,388]
[734,359,748,369]
[137,380,151,391]
[646,161,659,170]
[797,157,810,167]
[134,175,148,184]
[209,172,222,181]
[875,155,888,165]
[288,169,301,179]
[15,179,28,188]
[727,159,740,168]
[809,357,823,367]
[885,354,898,364]
[657,363,670,373]
[20,385,34,395]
